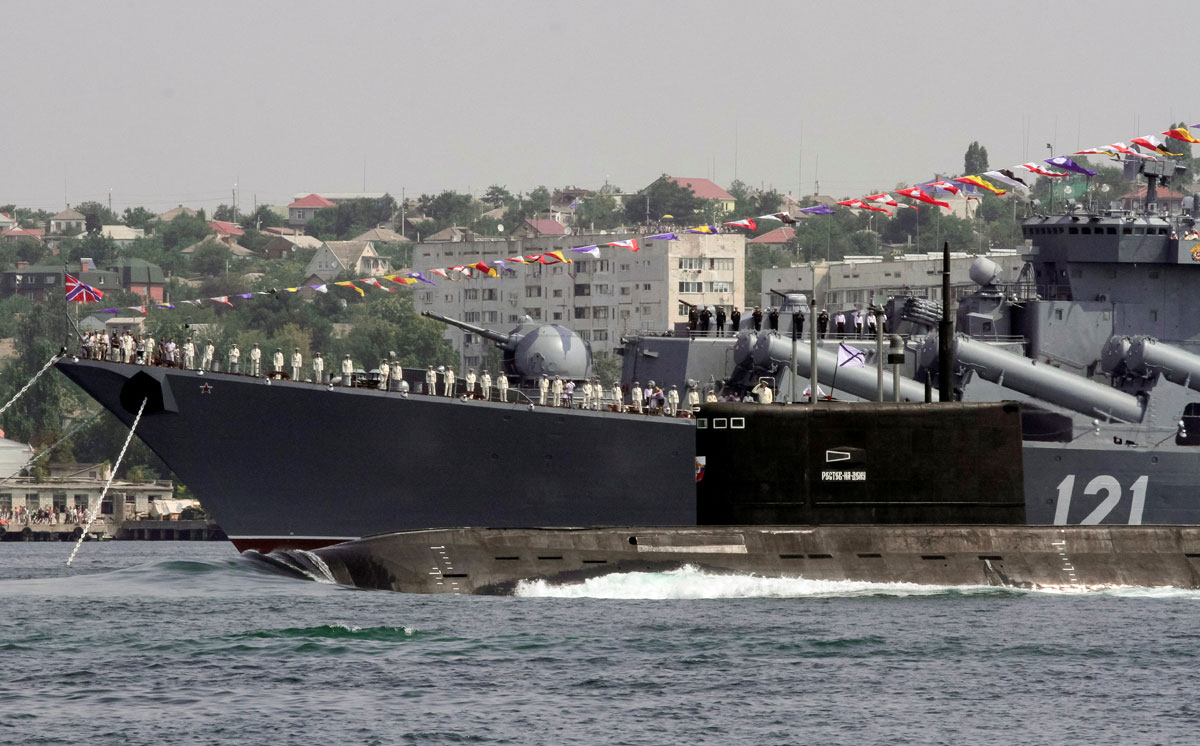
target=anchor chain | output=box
[67,397,148,566]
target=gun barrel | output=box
[421,311,514,347]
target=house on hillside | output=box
[98,225,145,247]
[1120,184,1186,212]
[0,213,15,231]
[108,258,165,301]
[263,234,322,260]
[287,194,335,229]
[155,205,199,223]
[352,226,409,244]
[181,237,256,259]
[748,227,795,248]
[660,176,736,215]
[48,208,86,235]
[512,218,568,238]
[423,226,477,243]
[2,227,44,243]
[303,240,389,282]
[210,220,244,239]
[0,265,119,301]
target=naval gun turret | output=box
[422,311,592,382]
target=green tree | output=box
[161,213,212,250]
[483,185,513,208]
[239,205,280,231]
[63,235,119,266]
[121,206,156,230]
[575,189,625,231]
[624,176,703,225]
[76,201,119,233]
[212,204,236,222]
[189,239,230,276]
[964,141,990,175]
[0,297,75,445]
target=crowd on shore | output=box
[0,505,94,527]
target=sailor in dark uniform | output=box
[688,306,698,333]
[715,306,726,336]
[751,307,762,331]
[818,309,829,339]
[768,307,779,331]
[699,306,712,335]
[730,308,741,332]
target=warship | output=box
[55,159,1200,556]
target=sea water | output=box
[1,542,1198,745]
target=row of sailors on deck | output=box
[80,332,403,385]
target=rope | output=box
[0,412,100,489]
[66,398,147,567]
[0,352,62,419]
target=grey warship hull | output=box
[55,359,1200,552]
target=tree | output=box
[964,141,990,175]
[121,206,156,230]
[161,213,212,250]
[0,297,76,445]
[575,190,625,230]
[63,235,119,266]
[239,205,279,232]
[190,239,231,276]
[212,204,236,222]
[306,195,398,240]
[483,185,513,208]
[76,201,119,233]
[624,176,703,225]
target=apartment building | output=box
[760,250,1027,312]
[412,232,745,370]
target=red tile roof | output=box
[664,177,735,202]
[1119,185,1185,200]
[524,218,566,236]
[288,193,336,209]
[748,227,795,244]
[210,220,245,236]
[3,227,44,239]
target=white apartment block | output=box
[760,250,1027,313]
[412,232,745,370]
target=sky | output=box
[2,0,1196,213]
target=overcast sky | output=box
[2,1,1195,212]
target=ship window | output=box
[1134,227,1145,235]
[713,418,728,429]
[697,419,707,428]
[1150,310,1158,322]
[1055,310,1063,320]
[1107,227,1117,235]
[1081,227,1091,234]
[1069,227,1079,234]
[1178,403,1200,446]
[1123,226,1132,234]
[731,418,745,429]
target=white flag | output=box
[837,343,865,368]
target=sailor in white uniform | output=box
[426,366,437,395]
[290,348,303,380]
[313,352,324,383]
[538,374,549,406]
[496,371,509,402]
[249,344,262,376]
[465,368,477,398]
[443,367,456,397]
[631,382,643,414]
[228,343,240,374]
[480,370,492,401]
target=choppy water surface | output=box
[1,543,1198,745]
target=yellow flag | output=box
[335,281,365,297]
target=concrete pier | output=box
[0,518,225,542]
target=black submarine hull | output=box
[301,524,1200,594]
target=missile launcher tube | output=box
[931,334,1145,423]
[1124,337,1200,393]
[754,333,935,402]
